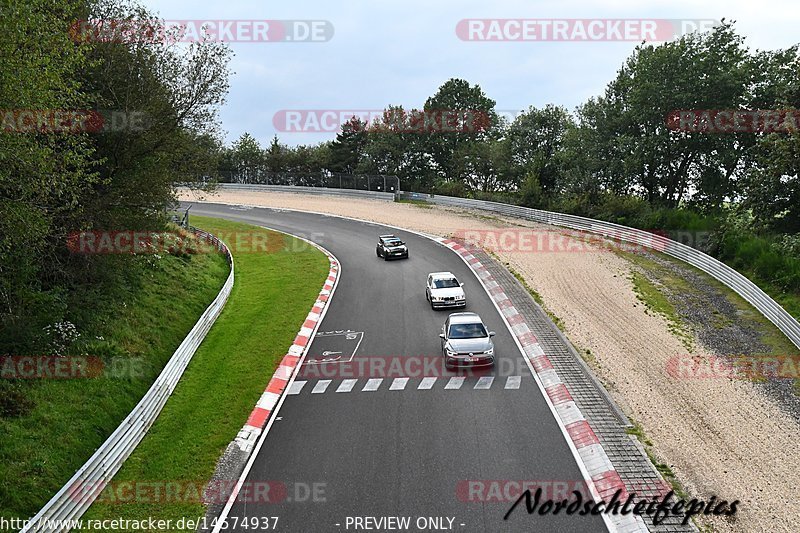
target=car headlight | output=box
[456,295,465,300]
[485,347,494,355]
[445,347,457,356]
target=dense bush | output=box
[0,0,231,359]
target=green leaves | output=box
[0,0,233,352]
[329,116,368,174]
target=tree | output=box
[740,47,800,232]
[230,133,264,182]
[1,0,232,351]
[423,79,499,185]
[360,106,436,191]
[565,21,759,210]
[743,132,800,233]
[0,0,97,349]
[452,137,512,192]
[265,135,288,175]
[507,105,573,195]
[79,0,231,230]
[329,116,367,174]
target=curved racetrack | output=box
[186,202,608,533]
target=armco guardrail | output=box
[22,228,234,533]
[209,183,396,201]
[426,194,800,351]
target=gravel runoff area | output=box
[180,188,800,533]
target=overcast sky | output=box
[141,0,800,146]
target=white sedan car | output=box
[425,271,466,309]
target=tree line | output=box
[215,21,799,305]
[219,21,798,237]
[1,0,231,353]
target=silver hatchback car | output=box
[439,312,495,368]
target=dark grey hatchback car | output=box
[376,234,409,260]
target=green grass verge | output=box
[627,267,695,352]
[0,234,230,521]
[82,216,329,529]
[621,249,798,355]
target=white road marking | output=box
[287,381,307,395]
[336,379,357,392]
[475,376,494,389]
[445,377,465,390]
[418,377,437,390]
[311,380,331,394]
[390,377,409,390]
[295,376,525,395]
[363,378,383,391]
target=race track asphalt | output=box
[185,201,607,533]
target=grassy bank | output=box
[82,216,329,528]
[0,231,230,521]
[618,248,800,395]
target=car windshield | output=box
[433,278,459,289]
[385,239,402,246]
[448,322,487,339]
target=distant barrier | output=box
[209,183,396,201]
